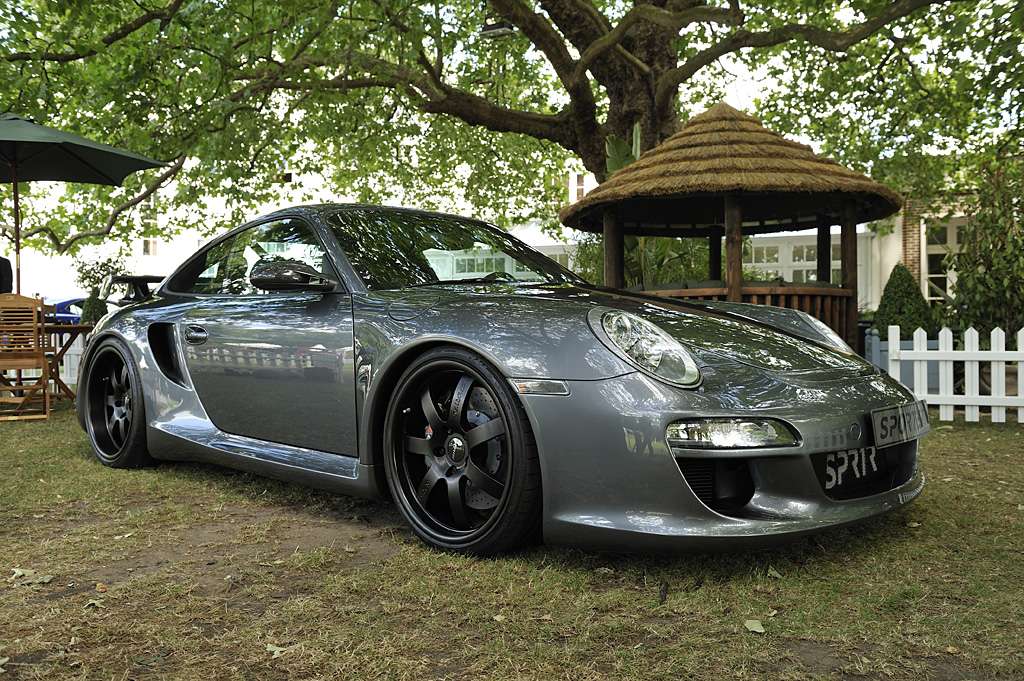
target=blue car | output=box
[45,297,87,324]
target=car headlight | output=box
[666,419,799,449]
[588,308,701,387]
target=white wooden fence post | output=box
[965,328,980,422]
[938,328,954,421]
[888,325,901,382]
[913,328,929,398]
[991,328,1006,423]
[1017,329,1024,424]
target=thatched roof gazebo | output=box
[558,102,904,348]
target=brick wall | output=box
[901,197,928,285]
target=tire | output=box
[81,338,153,469]
[383,347,542,555]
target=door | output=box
[175,217,357,455]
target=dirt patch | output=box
[766,640,997,681]
[10,494,414,615]
[69,501,410,595]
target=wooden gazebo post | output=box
[816,217,831,283]
[603,206,624,288]
[724,194,743,302]
[841,199,858,350]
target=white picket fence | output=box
[883,326,1023,423]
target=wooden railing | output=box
[642,285,854,347]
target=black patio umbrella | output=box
[0,113,165,293]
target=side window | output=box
[171,218,330,295]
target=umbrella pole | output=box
[12,164,20,294]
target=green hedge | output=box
[873,263,934,340]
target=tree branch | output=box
[3,0,187,63]
[490,0,580,92]
[20,156,186,253]
[654,0,973,112]
[575,2,743,84]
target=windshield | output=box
[326,208,583,290]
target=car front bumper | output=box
[518,368,926,553]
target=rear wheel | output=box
[81,338,152,468]
[383,347,541,555]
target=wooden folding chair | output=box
[0,293,50,420]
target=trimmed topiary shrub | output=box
[80,287,108,325]
[873,263,935,340]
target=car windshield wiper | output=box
[409,277,519,287]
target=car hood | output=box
[389,283,872,379]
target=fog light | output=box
[667,419,798,449]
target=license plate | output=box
[871,401,930,448]
[824,447,885,492]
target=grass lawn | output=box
[1,405,1021,680]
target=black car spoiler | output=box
[102,275,165,305]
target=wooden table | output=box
[44,324,93,401]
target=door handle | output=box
[184,325,209,345]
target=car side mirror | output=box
[249,260,339,292]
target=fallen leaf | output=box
[946,646,960,654]
[906,521,922,528]
[7,568,53,587]
[266,643,297,659]
[114,533,134,540]
[595,567,615,575]
[768,609,779,618]
[767,566,783,579]
[493,614,506,622]
[84,599,104,609]
[744,620,765,634]
[95,584,108,593]
[0,657,8,673]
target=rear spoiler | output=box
[102,275,165,305]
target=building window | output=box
[575,174,585,201]
[744,238,843,284]
[142,238,158,256]
[743,245,780,279]
[924,218,966,301]
[455,256,506,274]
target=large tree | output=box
[1,0,1014,255]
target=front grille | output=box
[675,458,754,511]
[810,441,918,500]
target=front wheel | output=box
[80,338,153,469]
[383,347,541,555]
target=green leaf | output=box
[605,135,635,175]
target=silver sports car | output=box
[77,204,929,555]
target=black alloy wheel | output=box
[384,347,541,555]
[82,338,152,468]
